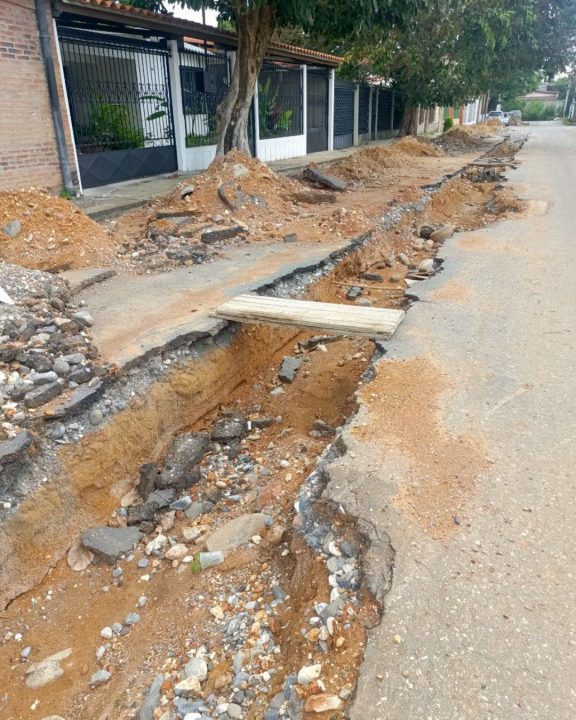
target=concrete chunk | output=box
[0,431,32,465]
[206,513,271,552]
[81,526,142,564]
[278,356,302,384]
[201,226,246,244]
[303,166,348,191]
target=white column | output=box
[253,73,261,159]
[302,65,307,147]
[374,89,379,139]
[167,40,186,172]
[353,84,360,145]
[328,68,335,151]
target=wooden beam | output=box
[213,294,405,339]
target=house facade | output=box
[1,0,449,194]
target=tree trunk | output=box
[399,104,419,136]
[215,3,275,156]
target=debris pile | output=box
[66,391,367,720]
[432,125,492,154]
[0,189,117,272]
[328,137,442,184]
[0,263,106,453]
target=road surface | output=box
[327,122,576,719]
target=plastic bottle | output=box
[190,551,224,574]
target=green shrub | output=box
[443,117,454,132]
[79,102,145,151]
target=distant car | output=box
[487,110,509,126]
[507,109,522,119]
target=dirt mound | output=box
[0,189,117,272]
[330,138,442,183]
[392,135,443,157]
[163,149,300,228]
[432,126,490,154]
[466,119,503,134]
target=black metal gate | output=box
[58,27,177,189]
[377,88,394,132]
[334,79,355,149]
[307,68,329,153]
[358,85,370,138]
[180,47,228,148]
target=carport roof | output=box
[53,0,342,67]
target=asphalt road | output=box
[326,122,576,719]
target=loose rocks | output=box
[303,166,348,192]
[205,513,271,553]
[25,648,72,689]
[430,224,453,242]
[278,356,301,384]
[81,526,142,564]
[211,416,247,442]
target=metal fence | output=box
[57,25,176,188]
[359,85,371,136]
[377,89,394,131]
[393,92,404,130]
[258,62,303,139]
[334,79,355,149]
[180,47,229,147]
[307,68,329,152]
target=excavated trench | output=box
[0,148,527,720]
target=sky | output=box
[169,3,219,25]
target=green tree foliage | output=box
[339,0,576,133]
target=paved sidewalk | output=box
[74,138,396,220]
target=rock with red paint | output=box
[304,694,342,713]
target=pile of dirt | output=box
[465,118,504,134]
[113,151,373,271]
[0,189,117,272]
[329,137,442,183]
[432,126,490,154]
[423,176,525,230]
[393,135,443,157]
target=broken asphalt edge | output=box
[289,131,529,716]
[0,139,503,612]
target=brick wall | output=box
[0,0,77,192]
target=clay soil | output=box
[0,189,117,272]
[0,324,376,720]
[110,142,489,270]
[0,128,526,720]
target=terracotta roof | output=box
[57,0,342,65]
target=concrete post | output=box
[253,71,261,159]
[353,83,360,145]
[374,88,379,139]
[302,65,307,145]
[328,68,335,151]
[167,40,186,172]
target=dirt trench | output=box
[0,165,526,720]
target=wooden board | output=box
[213,294,405,339]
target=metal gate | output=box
[333,79,355,149]
[307,68,329,153]
[358,85,370,139]
[58,27,177,189]
[377,89,394,132]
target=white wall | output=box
[183,144,217,171]
[258,135,307,162]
